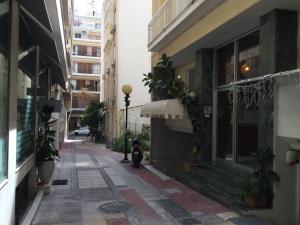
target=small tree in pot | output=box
[36,105,59,184]
[240,147,280,208]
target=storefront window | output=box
[217,91,233,160]
[215,31,273,168]
[216,43,234,86]
[0,0,9,181]
[238,31,260,80]
[17,70,34,165]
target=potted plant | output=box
[240,147,280,208]
[36,105,59,184]
[184,146,200,172]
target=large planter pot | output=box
[244,193,268,208]
[184,162,200,172]
[38,160,55,184]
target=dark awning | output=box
[0,7,9,57]
[18,0,67,89]
[41,51,66,88]
[19,49,36,79]
[18,1,67,89]
[21,12,60,64]
[19,0,53,32]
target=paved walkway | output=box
[31,139,270,225]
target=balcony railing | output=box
[72,51,101,57]
[74,11,101,18]
[73,35,101,40]
[72,68,101,74]
[74,23,101,30]
[148,0,193,44]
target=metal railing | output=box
[73,23,101,30]
[148,0,193,44]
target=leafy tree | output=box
[81,101,105,130]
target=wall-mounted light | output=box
[241,64,251,74]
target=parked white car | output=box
[72,126,90,136]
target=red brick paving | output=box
[105,217,130,225]
[120,189,162,221]
[123,163,228,215]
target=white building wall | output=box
[116,0,151,111]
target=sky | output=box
[74,0,103,14]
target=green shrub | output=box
[113,130,150,152]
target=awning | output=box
[19,0,53,31]
[141,99,185,119]
[18,0,68,89]
[0,6,9,57]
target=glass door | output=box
[214,30,273,169]
[216,91,233,161]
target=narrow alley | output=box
[31,139,270,225]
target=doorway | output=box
[213,30,273,169]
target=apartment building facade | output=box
[0,0,70,224]
[144,0,300,224]
[70,8,101,129]
[102,0,151,146]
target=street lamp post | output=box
[121,84,132,163]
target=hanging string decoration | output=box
[228,69,300,109]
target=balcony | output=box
[70,80,100,93]
[71,94,100,110]
[148,0,224,51]
[72,47,101,57]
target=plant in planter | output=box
[184,146,201,172]
[240,147,280,208]
[36,105,59,184]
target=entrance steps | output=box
[176,162,248,212]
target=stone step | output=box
[177,172,247,212]
[176,162,249,212]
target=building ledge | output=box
[148,0,224,51]
[71,55,101,62]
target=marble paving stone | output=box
[76,154,96,168]
[102,212,126,219]
[212,222,235,225]
[79,188,115,201]
[216,212,240,221]
[163,188,182,195]
[81,202,105,221]
[191,211,204,218]
[32,202,82,224]
[180,217,202,225]
[32,223,82,225]
[77,170,108,189]
[82,219,107,225]
[198,215,223,225]
[105,217,130,225]
[108,175,127,187]
[229,217,271,225]
[157,199,191,219]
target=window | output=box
[17,70,34,165]
[0,0,9,181]
[216,43,234,86]
[215,31,272,168]
[238,32,260,80]
[75,33,81,38]
[95,23,101,29]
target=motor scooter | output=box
[131,139,143,168]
